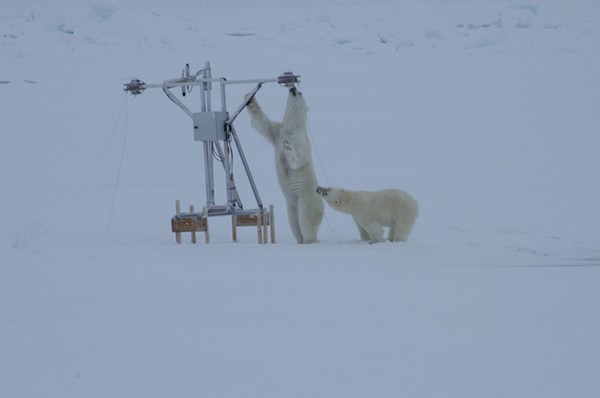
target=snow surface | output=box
[2,0,600,397]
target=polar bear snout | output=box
[317,186,342,207]
[316,186,330,197]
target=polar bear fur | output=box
[246,88,324,243]
[316,186,418,243]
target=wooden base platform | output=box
[171,200,275,244]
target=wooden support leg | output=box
[257,209,263,244]
[175,200,182,244]
[203,207,210,243]
[232,214,238,242]
[262,210,268,244]
[189,205,196,244]
[270,204,276,244]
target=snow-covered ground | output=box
[2,1,599,397]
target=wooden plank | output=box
[171,216,206,232]
[235,214,257,227]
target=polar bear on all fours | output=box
[316,186,419,244]
[245,87,324,243]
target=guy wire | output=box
[40,93,126,236]
[306,116,343,243]
[102,92,129,236]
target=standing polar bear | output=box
[246,87,323,243]
[316,186,418,244]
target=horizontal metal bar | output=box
[139,77,279,91]
[174,207,267,218]
[223,78,279,85]
[124,72,298,95]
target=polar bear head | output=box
[282,87,308,130]
[316,186,344,209]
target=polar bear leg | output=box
[389,217,415,242]
[358,220,384,244]
[352,216,370,241]
[297,198,323,244]
[389,223,404,242]
[286,203,304,243]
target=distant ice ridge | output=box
[1,1,597,60]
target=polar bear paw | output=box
[244,93,259,112]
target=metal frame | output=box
[124,61,299,219]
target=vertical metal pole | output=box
[229,124,263,209]
[202,62,215,207]
[203,143,215,207]
[220,80,237,210]
[223,133,235,209]
[214,143,243,209]
[205,61,212,110]
[220,79,227,112]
